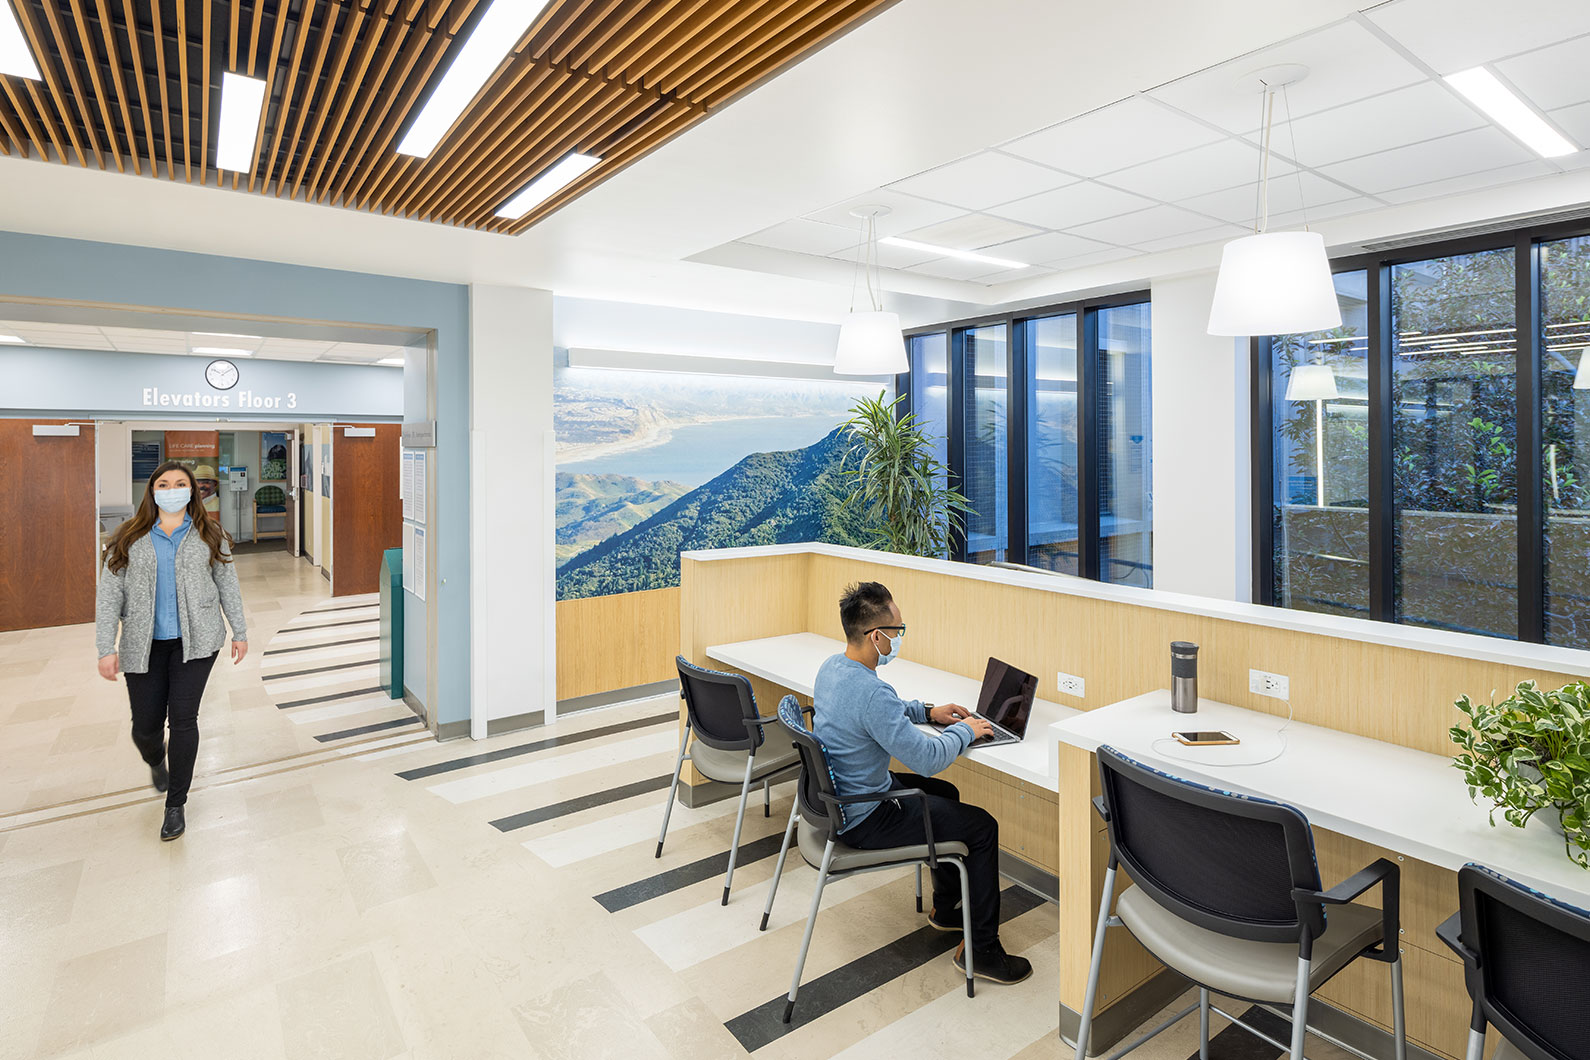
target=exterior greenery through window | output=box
[903,293,1153,585]
[1256,223,1590,648]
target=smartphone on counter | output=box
[1172,730,1240,747]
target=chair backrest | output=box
[776,695,849,834]
[675,656,761,752]
[1455,864,1590,1060]
[1097,745,1326,946]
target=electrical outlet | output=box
[1057,672,1085,698]
[1248,669,1290,701]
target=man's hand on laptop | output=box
[929,703,970,726]
[963,715,995,742]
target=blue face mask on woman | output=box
[154,487,191,513]
[874,628,903,666]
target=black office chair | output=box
[760,694,974,1024]
[1437,864,1590,1060]
[656,656,801,905]
[1074,746,1405,1060]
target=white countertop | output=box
[1051,691,1590,907]
[705,632,1079,792]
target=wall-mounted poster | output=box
[554,366,888,600]
[165,430,221,521]
[131,439,162,480]
[261,432,288,482]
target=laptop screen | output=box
[975,657,1038,736]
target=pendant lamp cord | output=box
[1281,83,1310,232]
[1256,85,1275,234]
[848,212,883,313]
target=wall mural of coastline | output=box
[555,365,890,600]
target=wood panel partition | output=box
[555,587,681,701]
[0,419,97,632]
[681,545,1590,1060]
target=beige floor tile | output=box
[36,933,168,1057]
[336,830,438,914]
[275,951,406,1060]
[513,971,672,1060]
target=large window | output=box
[904,294,1153,586]
[1255,222,1590,647]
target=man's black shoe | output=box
[150,761,169,793]
[160,806,185,841]
[952,940,1033,984]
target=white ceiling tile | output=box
[1261,196,1384,228]
[322,343,386,362]
[1150,20,1426,133]
[831,241,944,269]
[1373,159,1557,204]
[1368,0,1590,74]
[1134,224,1250,255]
[988,181,1154,230]
[803,189,963,238]
[908,257,1004,282]
[1281,81,1487,167]
[1494,34,1590,115]
[257,349,323,362]
[1176,171,1365,224]
[1051,247,1140,270]
[1065,205,1226,247]
[969,264,1056,284]
[14,329,115,350]
[900,213,1041,249]
[886,151,1075,210]
[739,218,858,256]
[1549,102,1590,152]
[1001,97,1224,177]
[981,231,1118,267]
[1100,139,1293,201]
[1316,126,1535,194]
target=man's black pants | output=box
[839,771,1001,952]
[124,638,217,808]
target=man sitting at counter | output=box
[812,581,1033,985]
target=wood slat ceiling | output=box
[0,0,897,233]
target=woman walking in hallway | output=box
[96,461,248,841]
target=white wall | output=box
[96,421,132,510]
[1149,270,1251,603]
[471,284,555,735]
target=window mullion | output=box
[1367,263,1396,623]
[1517,236,1545,643]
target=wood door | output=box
[286,430,300,557]
[0,419,98,631]
[330,424,401,597]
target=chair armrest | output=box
[1092,795,1109,823]
[1295,857,1400,962]
[821,788,942,868]
[1436,911,1476,967]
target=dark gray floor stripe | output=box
[1182,1004,1288,1060]
[280,617,379,634]
[314,716,420,742]
[277,685,389,710]
[724,884,1047,1052]
[396,711,676,780]
[262,657,377,682]
[300,602,380,615]
[263,635,379,656]
[594,831,789,913]
[491,774,674,832]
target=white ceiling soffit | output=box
[0,318,409,364]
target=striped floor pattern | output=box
[259,595,428,752]
[388,695,1343,1060]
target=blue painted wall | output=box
[0,230,470,725]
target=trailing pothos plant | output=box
[841,391,973,558]
[1451,680,1590,868]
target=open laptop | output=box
[932,657,1038,747]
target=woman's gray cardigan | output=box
[95,528,248,674]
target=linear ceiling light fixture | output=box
[376,356,405,366]
[192,346,253,357]
[215,73,268,172]
[495,151,601,218]
[833,205,904,376]
[1208,65,1341,337]
[0,0,40,79]
[0,333,24,343]
[399,0,552,157]
[1446,67,1578,158]
[879,237,1028,270]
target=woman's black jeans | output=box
[124,638,217,808]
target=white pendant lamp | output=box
[1208,66,1342,337]
[1575,349,1590,390]
[835,205,905,376]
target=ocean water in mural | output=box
[555,366,888,599]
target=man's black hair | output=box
[839,581,894,640]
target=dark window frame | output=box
[1250,218,1590,643]
[901,288,1151,578]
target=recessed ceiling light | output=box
[193,331,260,340]
[215,72,268,172]
[0,2,41,80]
[376,356,404,366]
[1445,67,1578,158]
[879,237,1029,270]
[0,334,25,344]
[496,152,601,219]
[398,0,553,157]
[193,346,253,357]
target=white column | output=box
[1149,269,1252,603]
[469,284,555,738]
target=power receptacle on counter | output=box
[1057,672,1085,698]
[1249,669,1289,700]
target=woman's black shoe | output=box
[927,905,963,932]
[150,761,169,793]
[952,940,1033,984]
[160,806,185,841]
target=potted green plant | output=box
[841,391,973,558]
[1451,680,1590,868]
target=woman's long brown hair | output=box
[103,460,234,574]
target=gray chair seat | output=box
[691,723,800,784]
[1116,885,1384,1004]
[1492,1040,1526,1060]
[797,817,968,874]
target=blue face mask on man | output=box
[873,628,903,666]
[154,487,191,513]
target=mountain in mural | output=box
[556,427,871,599]
[556,473,689,567]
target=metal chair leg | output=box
[764,777,771,817]
[760,799,798,931]
[1289,958,1310,1060]
[1073,864,1117,1060]
[1199,988,1210,1060]
[1390,955,1407,1060]
[723,755,755,905]
[953,858,974,997]
[915,864,923,913]
[655,723,690,859]
[784,840,835,1024]
[1464,1028,1486,1060]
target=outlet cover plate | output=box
[1248,669,1290,701]
[1057,672,1085,698]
